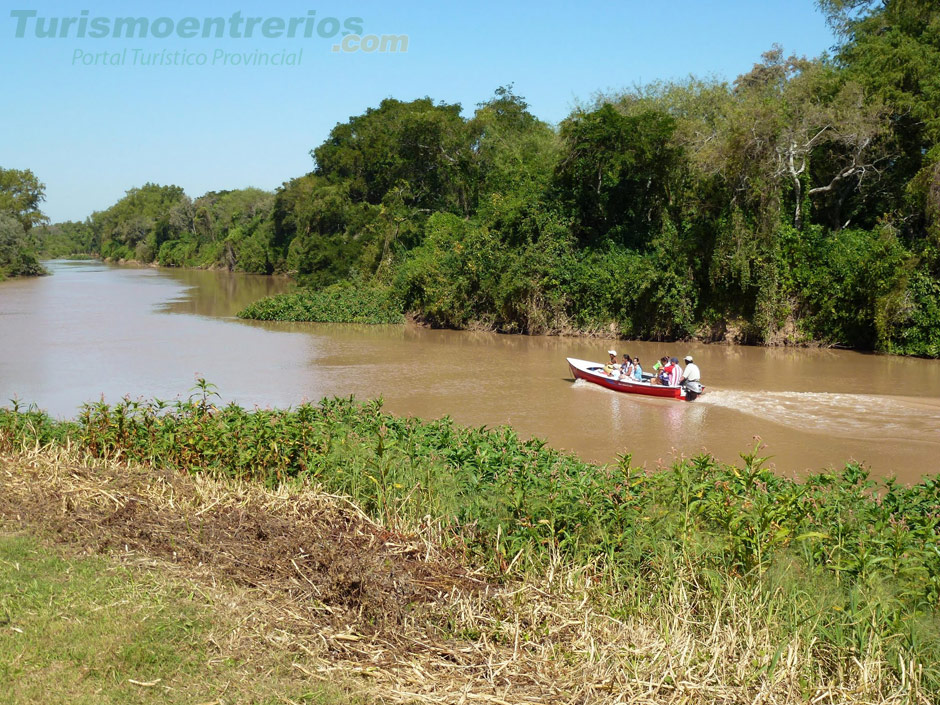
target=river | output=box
[1,260,938,481]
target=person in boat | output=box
[680,355,700,385]
[604,350,619,375]
[652,356,670,384]
[659,357,675,385]
[631,357,643,381]
[668,357,683,386]
[620,353,633,378]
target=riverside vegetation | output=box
[2,388,939,702]
[11,0,940,354]
[237,280,404,324]
[0,168,47,280]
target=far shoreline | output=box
[32,256,940,360]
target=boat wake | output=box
[700,390,940,444]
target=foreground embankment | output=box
[1,395,938,703]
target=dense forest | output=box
[22,0,940,356]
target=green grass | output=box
[2,391,940,698]
[238,282,404,324]
[0,533,359,705]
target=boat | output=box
[566,357,704,401]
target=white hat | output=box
[684,355,693,362]
[608,350,617,355]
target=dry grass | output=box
[0,445,930,704]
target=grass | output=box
[2,390,940,702]
[0,533,204,704]
[0,532,358,705]
[237,282,404,324]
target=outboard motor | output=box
[683,380,704,401]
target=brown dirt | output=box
[0,450,477,634]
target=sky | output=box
[0,1,839,223]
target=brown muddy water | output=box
[1,260,938,481]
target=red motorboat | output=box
[566,357,704,401]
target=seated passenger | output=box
[604,349,619,375]
[620,353,632,378]
[660,358,675,385]
[653,356,670,384]
[668,357,683,386]
[631,357,643,381]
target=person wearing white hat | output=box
[680,355,700,383]
[604,350,619,375]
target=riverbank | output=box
[32,256,935,358]
[235,282,935,356]
[0,267,48,282]
[237,281,404,324]
[99,255,294,278]
[2,395,938,702]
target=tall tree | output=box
[469,86,561,245]
[719,48,890,231]
[0,167,47,231]
[820,0,940,224]
[313,98,473,214]
[556,104,682,246]
[0,213,44,277]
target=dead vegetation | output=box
[0,446,931,704]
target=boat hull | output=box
[566,357,692,400]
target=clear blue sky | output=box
[1,1,837,223]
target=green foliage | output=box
[0,166,47,232]
[778,224,935,350]
[32,221,97,259]
[0,167,48,278]
[556,105,682,247]
[156,234,199,267]
[314,97,472,214]
[0,213,46,279]
[396,213,501,327]
[89,184,280,271]
[3,396,940,695]
[880,268,940,357]
[277,177,387,286]
[238,281,404,324]
[92,182,186,260]
[470,86,562,244]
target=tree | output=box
[821,0,940,225]
[90,183,186,259]
[313,98,474,214]
[774,53,888,230]
[0,212,45,278]
[34,221,96,257]
[667,48,892,236]
[468,86,562,246]
[556,104,682,246]
[0,167,47,231]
